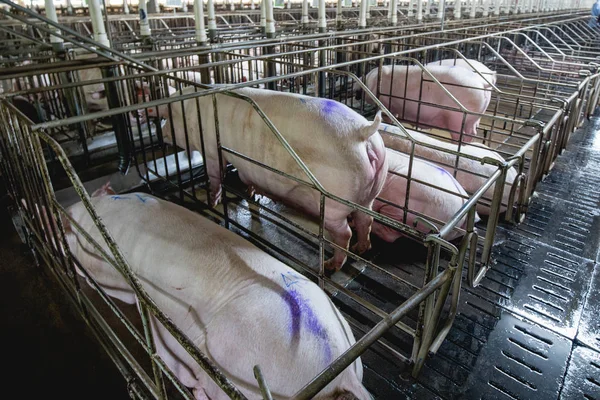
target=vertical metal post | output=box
[265,0,276,90]
[44,0,65,52]
[494,0,500,15]
[66,0,73,15]
[139,0,152,37]
[483,0,489,15]
[437,0,445,18]
[407,0,414,17]
[302,0,309,26]
[390,0,398,23]
[337,0,343,26]
[251,0,255,9]
[182,0,188,12]
[207,0,217,40]
[194,0,207,44]
[469,0,476,17]
[318,0,326,97]
[261,0,267,33]
[123,0,129,14]
[147,0,157,13]
[417,0,423,21]
[102,66,131,174]
[455,0,462,17]
[359,0,368,27]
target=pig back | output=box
[66,193,366,399]
[203,88,387,212]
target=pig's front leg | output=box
[324,218,352,271]
[350,209,373,255]
[205,157,224,207]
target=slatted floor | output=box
[352,111,600,399]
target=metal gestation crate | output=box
[0,52,476,398]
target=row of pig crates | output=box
[1,10,599,400]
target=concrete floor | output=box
[0,183,129,400]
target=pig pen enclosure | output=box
[1,3,600,400]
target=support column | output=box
[139,0,151,37]
[469,0,476,18]
[455,0,462,17]
[207,0,217,40]
[66,0,73,15]
[123,0,129,14]
[482,0,489,16]
[89,0,111,46]
[390,0,398,23]
[44,0,65,52]
[194,0,207,44]
[417,0,423,21]
[359,0,368,27]
[437,0,445,18]
[302,0,309,26]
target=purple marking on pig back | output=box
[281,288,332,364]
[321,99,344,116]
[422,160,465,197]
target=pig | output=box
[379,122,518,216]
[362,64,491,143]
[63,187,371,400]
[425,59,497,87]
[371,149,474,243]
[143,85,388,271]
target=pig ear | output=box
[91,181,116,197]
[360,111,382,141]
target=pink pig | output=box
[363,64,491,143]
[371,149,475,242]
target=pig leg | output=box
[350,209,373,255]
[324,218,352,271]
[205,157,226,207]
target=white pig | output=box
[63,188,370,400]
[144,86,388,271]
[371,149,474,242]
[363,64,491,143]
[426,59,497,88]
[379,123,518,216]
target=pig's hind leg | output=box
[350,209,373,255]
[324,218,353,271]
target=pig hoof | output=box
[247,185,256,198]
[351,241,371,255]
[324,258,341,272]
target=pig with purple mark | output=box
[140,84,389,271]
[61,184,371,400]
[379,123,518,216]
[367,148,476,243]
